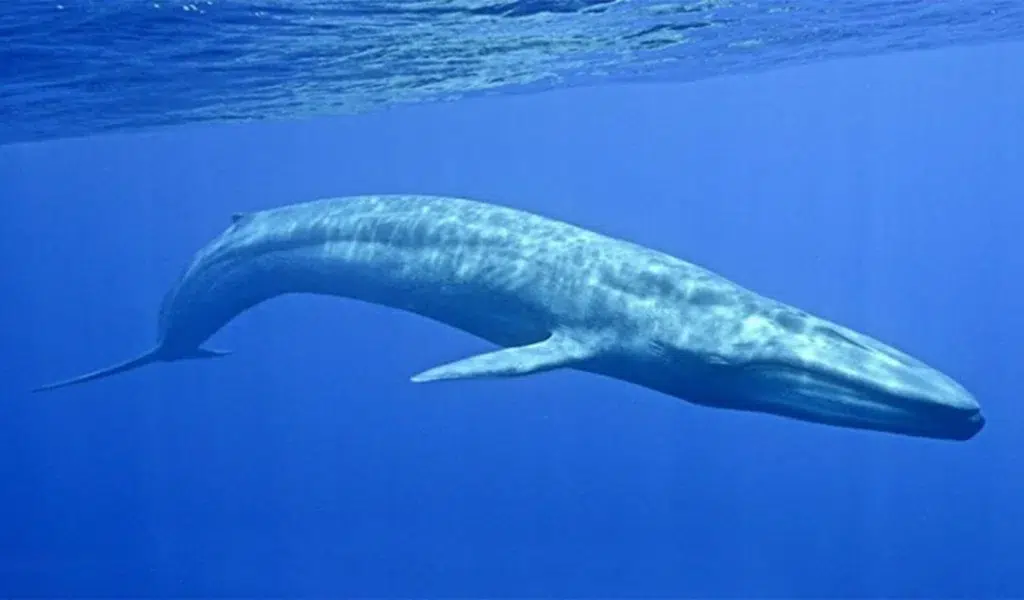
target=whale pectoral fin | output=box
[410,330,598,383]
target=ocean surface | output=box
[2,0,1024,145]
[3,2,1024,598]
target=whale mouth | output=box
[737,362,984,441]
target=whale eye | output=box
[775,310,809,333]
[231,212,248,224]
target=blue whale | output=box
[34,195,984,441]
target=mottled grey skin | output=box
[35,195,984,441]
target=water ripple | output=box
[1,0,1022,144]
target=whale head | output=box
[714,311,984,441]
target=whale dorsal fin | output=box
[231,212,249,224]
[410,329,600,383]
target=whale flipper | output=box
[410,330,598,383]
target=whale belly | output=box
[270,239,555,348]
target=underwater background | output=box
[2,1,1024,597]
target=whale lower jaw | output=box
[762,406,985,441]
[698,382,984,442]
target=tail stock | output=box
[32,347,230,393]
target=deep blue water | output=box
[2,0,1023,145]
[2,3,1024,598]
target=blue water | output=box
[3,2,1024,598]
[2,0,1024,145]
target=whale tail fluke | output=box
[31,346,230,393]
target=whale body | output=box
[34,194,984,441]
